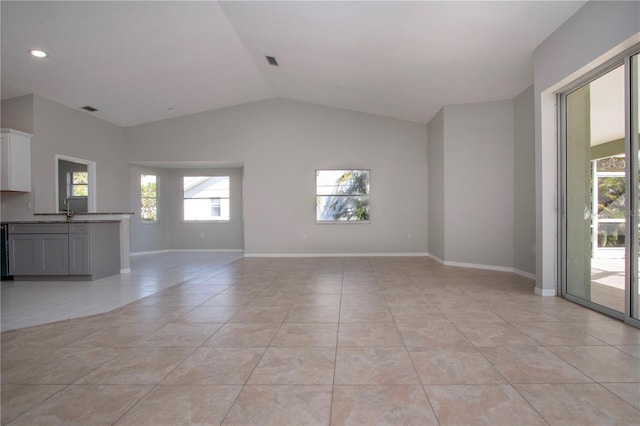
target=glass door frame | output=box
[558,45,640,328]
[627,51,639,327]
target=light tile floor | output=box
[1,255,639,425]
[1,252,244,331]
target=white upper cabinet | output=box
[1,129,32,192]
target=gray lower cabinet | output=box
[8,222,120,280]
[9,233,69,275]
[68,232,89,275]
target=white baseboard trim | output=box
[130,249,243,256]
[127,250,538,281]
[443,260,514,273]
[120,268,131,274]
[243,252,429,258]
[512,268,536,280]
[535,287,557,297]
[130,250,171,256]
[169,249,244,253]
[427,253,536,280]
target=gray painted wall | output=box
[1,94,33,134]
[443,100,515,268]
[129,165,171,253]
[33,96,128,214]
[533,0,640,293]
[166,167,244,251]
[427,108,445,260]
[125,98,429,255]
[129,166,245,253]
[1,76,537,267]
[513,85,536,275]
[534,1,639,93]
[1,95,34,219]
[1,95,127,220]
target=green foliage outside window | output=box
[316,170,370,222]
[596,157,626,247]
[71,172,88,197]
[141,175,157,222]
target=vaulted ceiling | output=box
[1,1,586,127]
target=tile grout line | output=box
[328,258,344,425]
[217,267,289,425]
[595,381,640,413]
[3,384,71,425]
[465,323,553,425]
[100,268,248,425]
[108,383,159,426]
[3,255,639,424]
[392,267,443,426]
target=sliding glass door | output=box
[561,47,640,327]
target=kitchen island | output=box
[4,212,133,280]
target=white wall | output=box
[125,98,429,255]
[533,0,640,295]
[513,85,536,276]
[427,108,445,260]
[443,100,515,268]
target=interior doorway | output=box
[54,154,97,213]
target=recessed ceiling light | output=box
[29,49,48,58]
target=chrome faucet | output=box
[64,198,74,221]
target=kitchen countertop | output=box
[34,212,135,216]
[3,220,121,224]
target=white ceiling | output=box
[1,1,586,127]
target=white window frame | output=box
[183,175,230,222]
[67,171,89,198]
[316,169,371,224]
[140,174,158,223]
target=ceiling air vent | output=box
[81,105,98,112]
[266,56,279,66]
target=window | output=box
[140,174,157,222]
[68,171,88,197]
[316,169,370,222]
[183,176,230,221]
[210,198,221,217]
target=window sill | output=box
[316,220,371,225]
[182,220,231,224]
